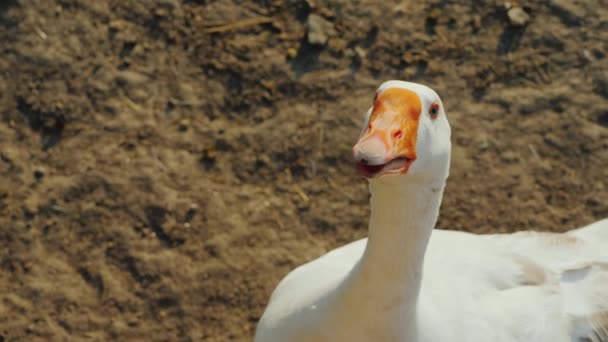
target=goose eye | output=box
[429,103,440,119]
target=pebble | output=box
[286,47,297,59]
[354,46,366,59]
[507,7,530,26]
[307,14,335,46]
[115,70,149,86]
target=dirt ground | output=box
[0,0,606,340]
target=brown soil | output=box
[0,0,606,340]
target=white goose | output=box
[255,81,608,342]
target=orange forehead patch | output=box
[371,88,422,121]
[368,88,422,162]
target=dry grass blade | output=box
[204,17,273,34]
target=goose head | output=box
[353,80,451,185]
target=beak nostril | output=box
[360,158,369,165]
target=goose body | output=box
[255,81,608,342]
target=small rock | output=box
[115,70,149,86]
[582,49,594,62]
[307,14,335,46]
[109,19,128,30]
[260,80,276,91]
[286,47,297,59]
[354,46,366,59]
[507,7,530,26]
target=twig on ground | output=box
[204,17,273,34]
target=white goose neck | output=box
[363,179,445,279]
[341,177,445,340]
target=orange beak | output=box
[353,88,422,178]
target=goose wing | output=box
[420,218,608,341]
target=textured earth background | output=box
[0,0,607,340]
